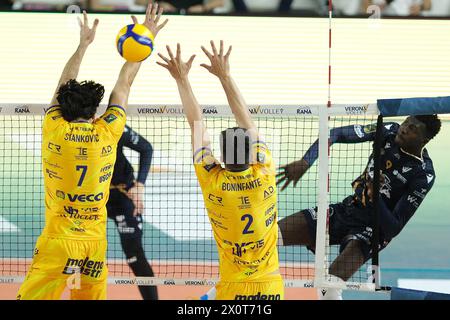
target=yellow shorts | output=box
[17,236,108,300]
[216,277,284,300]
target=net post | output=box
[371,114,384,290]
[314,104,330,288]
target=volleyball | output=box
[116,24,154,62]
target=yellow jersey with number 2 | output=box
[194,141,281,283]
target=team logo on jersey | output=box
[62,257,104,278]
[47,142,62,154]
[207,194,224,206]
[385,142,391,149]
[364,123,377,134]
[56,190,66,199]
[203,163,217,172]
[426,174,434,184]
[265,212,277,227]
[392,170,407,184]
[46,169,62,180]
[256,152,266,164]
[265,203,275,216]
[101,145,113,157]
[104,113,117,124]
[385,160,393,170]
[263,186,275,199]
[380,175,392,199]
[231,240,264,258]
[354,125,364,138]
[402,167,412,173]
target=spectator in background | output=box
[11,0,86,11]
[0,0,12,10]
[90,0,146,11]
[422,0,450,16]
[363,0,431,16]
[157,0,225,14]
[332,0,364,15]
[230,0,324,15]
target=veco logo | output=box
[249,106,284,115]
[15,106,30,113]
[56,190,104,203]
[345,104,369,115]
[137,106,183,114]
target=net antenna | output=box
[313,0,334,290]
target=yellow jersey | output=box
[194,141,280,283]
[41,105,126,240]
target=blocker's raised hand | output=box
[131,2,168,38]
[157,43,196,81]
[78,11,99,47]
[200,40,232,80]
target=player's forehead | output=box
[403,116,422,126]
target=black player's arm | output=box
[378,173,434,240]
[108,62,142,111]
[122,126,153,184]
[50,12,99,106]
[302,123,397,167]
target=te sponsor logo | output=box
[15,106,30,113]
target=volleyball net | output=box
[0,102,376,289]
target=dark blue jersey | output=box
[111,125,153,188]
[303,122,436,241]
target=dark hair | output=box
[415,114,441,140]
[220,127,252,165]
[57,79,104,122]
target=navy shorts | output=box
[107,188,143,240]
[302,196,388,260]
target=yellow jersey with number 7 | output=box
[41,105,126,240]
